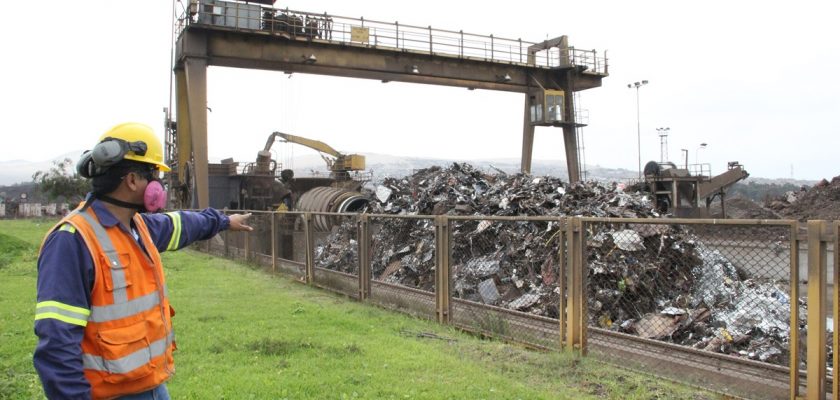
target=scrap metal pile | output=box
[369,163,652,218]
[313,163,804,366]
[589,231,802,365]
[360,162,658,318]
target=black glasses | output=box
[123,168,157,181]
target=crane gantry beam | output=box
[173,5,606,208]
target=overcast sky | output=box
[2,0,837,180]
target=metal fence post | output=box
[565,216,586,354]
[790,221,802,399]
[271,212,277,273]
[565,217,577,351]
[358,214,371,300]
[435,215,451,324]
[578,218,588,356]
[558,217,567,349]
[806,220,828,399]
[834,221,839,400]
[244,228,251,262]
[223,228,229,257]
[304,213,314,284]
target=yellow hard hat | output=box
[98,122,171,172]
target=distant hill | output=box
[0,151,85,186]
[0,151,821,188]
[0,182,42,203]
[282,153,637,183]
[727,180,811,203]
[736,176,817,187]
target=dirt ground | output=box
[766,176,840,221]
[709,196,781,219]
[709,175,840,221]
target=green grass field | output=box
[0,218,714,399]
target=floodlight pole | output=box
[628,80,649,180]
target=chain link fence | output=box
[448,216,564,349]
[245,211,275,266]
[273,212,307,281]
[311,212,360,299]
[211,210,246,260]
[581,219,799,398]
[208,211,308,282]
[189,211,840,399]
[367,215,437,319]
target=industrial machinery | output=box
[265,131,366,182]
[643,160,749,217]
[202,131,369,213]
[199,131,370,261]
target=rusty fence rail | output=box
[193,211,835,400]
[175,0,608,74]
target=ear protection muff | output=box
[75,137,149,178]
[76,150,98,178]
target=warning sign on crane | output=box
[351,26,369,43]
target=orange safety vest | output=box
[47,206,175,399]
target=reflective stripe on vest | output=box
[165,212,182,251]
[88,285,167,323]
[78,211,129,304]
[82,332,174,374]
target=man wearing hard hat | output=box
[33,122,253,399]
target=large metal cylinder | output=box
[295,187,369,231]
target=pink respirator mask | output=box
[143,179,167,213]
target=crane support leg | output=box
[521,94,535,174]
[183,58,209,208]
[175,69,193,206]
[562,126,580,183]
[562,69,580,183]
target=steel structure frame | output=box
[172,3,607,207]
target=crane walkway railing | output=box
[175,1,608,75]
